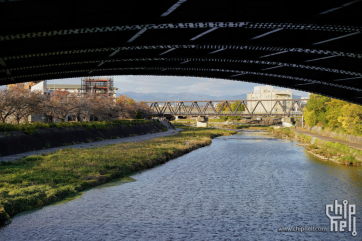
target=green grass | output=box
[0,119,153,135]
[0,123,234,226]
[272,127,295,137]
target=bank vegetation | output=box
[273,128,362,166]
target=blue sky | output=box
[44,75,309,97]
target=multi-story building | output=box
[46,84,118,98]
[246,85,295,114]
[7,80,118,98]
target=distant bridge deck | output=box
[146,99,306,117]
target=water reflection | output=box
[1,131,361,240]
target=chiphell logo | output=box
[326,200,357,236]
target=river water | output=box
[1,130,362,240]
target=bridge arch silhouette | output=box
[0,0,361,103]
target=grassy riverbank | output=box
[0,124,235,226]
[272,128,362,166]
[0,119,153,135]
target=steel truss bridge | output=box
[0,1,362,104]
[146,99,306,117]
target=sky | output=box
[0,75,309,97]
[39,75,309,97]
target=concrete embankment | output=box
[0,122,165,157]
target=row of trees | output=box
[216,101,245,112]
[303,94,362,136]
[0,87,152,124]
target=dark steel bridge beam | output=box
[3,57,361,79]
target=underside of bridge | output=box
[0,0,362,103]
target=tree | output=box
[336,103,362,135]
[72,94,92,122]
[303,94,330,127]
[324,98,345,129]
[216,102,229,111]
[0,88,16,123]
[216,101,245,112]
[230,101,245,112]
[40,90,77,122]
[116,95,137,119]
[135,101,153,118]
[94,96,120,120]
[52,90,76,122]
[116,95,136,106]
[0,86,42,124]
[12,89,42,124]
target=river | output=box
[1,130,362,240]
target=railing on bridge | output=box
[146,99,307,117]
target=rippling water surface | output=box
[1,130,362,240]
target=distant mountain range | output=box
[117,92,302,102]
[117,92,248,102]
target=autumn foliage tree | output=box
[0,88,16,123]
[303,94,362,136]
[115,95,152,119]
[0,86,42,124]
[12,88,42,124]
[216,101,245,112]
[0,87,151,123]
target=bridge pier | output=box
[282,117,295,127]
[196,116,208,127]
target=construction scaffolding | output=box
[81,77,114,97]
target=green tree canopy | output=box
[303,94,330,127]
[303,94,362,136]
[217,101,245,112]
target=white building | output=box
[46,84,118,98]
[30,80,48,93]
[29,81,119,98]
[246,85,295,114]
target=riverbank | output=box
[0,124,235,226]
[272,127,362,166]
[0,120,164,157]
